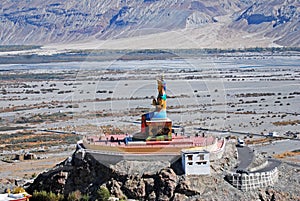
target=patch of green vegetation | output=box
[0,131,33,141]
[68,47,300,55]
[67,190,83,201]
[31,173,37,179]
[96,186,110,201]
[0,73,66,81]
[31,190,89,201]
[0,130,80,151]
[31,190,64,201]
[0,45,41,52]
[15,112,71,124]
[173,47,300,54]
[1,47,299,64]
[0,126,31,131]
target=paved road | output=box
[234,146,282,173]
[195,127,300,141]
[235,146,254,170]
[252,158,281,173]
[252,140,300,155]
[284,161,300,168]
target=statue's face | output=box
[158,84,163,93]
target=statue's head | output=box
[157,80,164,94]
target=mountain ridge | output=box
[0,0,299,48]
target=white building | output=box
[182,149,210,175]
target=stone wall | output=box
[225,167,279,191]
[209,139,226,161]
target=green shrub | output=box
[31,172,37,179]
[119,195,127,201]
[96,186,110,201]
[67,190,82,201]
[31,190,64,201]
[81,194,90,201]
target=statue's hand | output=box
[152,99,157,105]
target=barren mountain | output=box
[231,0,300,46]
[0,0,299,48]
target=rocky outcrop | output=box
[26,143,230,200]
[258,188,290,201]
[186,11,216,28]
[26,151,114,197]
[25,142,300,200]
[26,150,199,200]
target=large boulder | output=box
[122,175,146,199]
[156,168,178,200]
[26,151,113,197]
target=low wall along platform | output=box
[225,167,279,191]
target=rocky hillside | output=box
[231,0,300,46]
[0,0,299,47]
[25,142,300,201]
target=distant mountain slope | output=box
[231,0,300,46]
[0,0,299,47]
